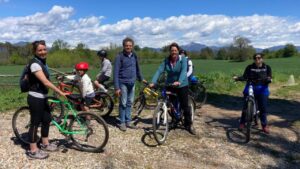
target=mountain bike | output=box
[152,85,195,145]
[235,79,261,143]
[54,75,114,117]
[132,81,159,120]
[12,96,109,152]
[189,78,207,108]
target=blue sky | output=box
[1,0,300,49]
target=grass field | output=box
[0,57,299,111]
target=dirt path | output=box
[0,97,299,169]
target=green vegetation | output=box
[0,57,299,112]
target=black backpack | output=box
[19,58,49,93]
[19,64,31,93]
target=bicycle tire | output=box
[190,83,207,108]
[69,112,109,152]
[153,102,169,145]
[188,96,196,122]
[132,94,146,120]
[12,106,41,145]
[47,96,64,124]
[245,99,254,143]
[92,92,114,117]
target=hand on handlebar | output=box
[172,81,180,86]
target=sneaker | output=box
[26,149,49,159]
[238,123,245,130]
[40,142,58,152]
[186,125,196,135]
[262,126,270,134]
[126,122,138,129]
[119,123,127,132]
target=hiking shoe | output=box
[262,126,270,134]
[238,123,245,130]
[126,122,138,129]
[40,142,58,152]
[26,149,49,160]
[186,125,196,135]
[119,123,127,132]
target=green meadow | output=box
[0,57,299,111]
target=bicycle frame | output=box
[48,98,88,135]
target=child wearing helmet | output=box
[74,62,95,111]
[94,49,112,92]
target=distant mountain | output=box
[13,41,29,47]
[180,42,207,51]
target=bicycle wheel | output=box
[188,96,195,122]
[132,94,146,120]
[190,83,207,108]
[47,96,64,124]
[153,102,169,145]
[92,92,114,117]
[245,99,254,143]
[12,106,41,145]
[69,112,109,152]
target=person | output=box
[179,49,193,80]
[149,42,196,135]
[113,37,145,131]
[74,62,95,112]
[234,53,272,134]
[94,49,112,92]
[26,40,67,159]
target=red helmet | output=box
[75,62,89,70]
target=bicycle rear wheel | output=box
[153,102,169,145]
[69,112,109,152]
[190,83,207,108]
[92,92,114,117]
[245,100,254,143]
[132,94,146,120]
[12,106,41,145]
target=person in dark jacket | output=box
[113,37,145,131]
[234,53,272,134]
[26,40,67,159]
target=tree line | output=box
[0,36,299,67]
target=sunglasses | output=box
[255,57,262,60]
[32,40,46,46]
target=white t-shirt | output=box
[74,74,95,97]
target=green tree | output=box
[230,36,255,61]
[282,44,297,57]
[51,39,70,51]
[200,47,214,59]
[216,48,228,60]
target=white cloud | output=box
[1,5,300,49]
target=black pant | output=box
[167,86,192,126]
[27,95,52,143]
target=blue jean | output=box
[240,94,268,127]
[119,82,135,124]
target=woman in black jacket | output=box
[26,40,67,159]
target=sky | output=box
[1,0,300,49]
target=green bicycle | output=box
[12,96,109,153]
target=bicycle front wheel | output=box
[153,102,169,145]
[12,106,41,145]
[69,112,109,152]
[245,99,255,143]
[132,94,146,120]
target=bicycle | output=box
[12,96,109,153]
[132,81,159,120]
[235,78,261,143]
[54,75,114,117]
[152,85,195,145]
[188,77,207,108]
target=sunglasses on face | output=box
[255,57,262,60]
[33,40,46,46]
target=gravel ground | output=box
[0,99,299,169]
